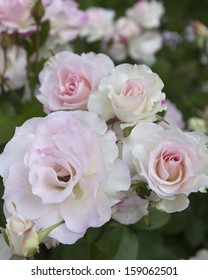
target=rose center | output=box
[122,79,145,97]
[57,175,71,182]
[64,75,80,96]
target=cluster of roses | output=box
[0,0,208,260]
[0,0,164,95]
[1,48,208,259]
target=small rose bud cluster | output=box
[0,0,165,96]
[0,49,207,260]
[102,0,165,65]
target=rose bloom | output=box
[127,0,164,29]
[0,45,27,92]
[5,214,39,258]
[37,51,114,113]
[115,17,140,42]
[122,122,208,212]
[88,63,166,127]
[80,7,115,42]
[0,111,130,244]
[129,31,163,65]
[0,0,35,34]
[43,0,87,43]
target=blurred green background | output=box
[0,0,208,260]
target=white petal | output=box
[103,159,131,205]
[156,194,189,213]
[112,195,149,225]
[87,87,115,121]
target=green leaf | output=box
[161,209,191,235]
[89,243,109,260]
[0,100,16,117]
[97,225,139,260]
[39,20,50,47]
[21,98,45,119]
[133,208,171,231]
[137,232,176,260]
[0,227,9,246]
[0,111,23,145]
[62,238,89,260]
[0,98,44,145]
[184,216,206,248]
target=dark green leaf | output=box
[133,208,171,231]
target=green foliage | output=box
[0,97,45,145]
[133,208,171,231]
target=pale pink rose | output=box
[112,189,149,224]
[88,63,166,127]
[0,0,35,34]
[0,111,130,244]
[0,45,27,92]
[43,0,87,43]
[37,51,114,113]
[80,8,115,42]
[159,100,185,130]
[122,122,208,212]
[115,17,140,42]
[127,0,164,29]
[129,31,163,65]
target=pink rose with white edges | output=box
[88,63,166,127]
[122,122,208,212]
[0,111,130,244]
[0,0,35,34]
[37,51,114,113]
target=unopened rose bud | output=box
[5,214,39,258]
[32,0,45,24]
